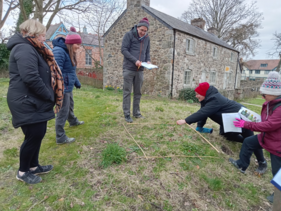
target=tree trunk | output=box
[34,0,43,22]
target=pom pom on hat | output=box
[137,17,149,29]
[194,82,210,96]
[65,27,82,44]
[70,26,76,32]
[260,71,281,96]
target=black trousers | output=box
[222,128,254,143]
[237,135,281,176]
[19,121,47,172]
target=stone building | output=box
[45,23,103,69]
[103,0,240,97]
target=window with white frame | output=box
[264,70,270,74]
[228,72,232,85]
[85,49,92,66]
[212,46,218,58]
[230,52,234,62]
[184,70,192,86]
[186,39,195,54]
[210,72,216,84]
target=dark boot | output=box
[267,193,274,203]
[255,160,267,175]
[125,115,133,123]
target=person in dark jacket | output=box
[121,17,151,123]
[177,82,254,143]
[52,27,84,145]
[7,19,64,184]
[229,71,281,203]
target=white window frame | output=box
[209,71,216,85]
[183,70,192,87]
[212,46,218,58]
[85,49,92,66]
[186,38,195,55]
[230,52,234,62]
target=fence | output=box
[77,68,103,89]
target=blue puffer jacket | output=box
[52,37,81,93]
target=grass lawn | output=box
[0,78,273,211]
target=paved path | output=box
[242,102,262,108]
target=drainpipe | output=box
[234,52,240,89]
[170,29,176,98]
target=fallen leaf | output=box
[137,195,144,201]
[90,147,93,150]
[28,186,33,190]
[58,198,64,202]
[70,202,74,208]
[196,165,200,169]
[179,134,182,137]
[44,196,48,199]
[184,202,190,206]
[81,202,85,206]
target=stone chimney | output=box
[127,0,150,9]
[207,27,219,36]
[190,18,206,30]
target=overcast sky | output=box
[150,0,281,60]
[2,0,280,60]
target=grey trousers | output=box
[123,69,143,116]
[56,92,79,142]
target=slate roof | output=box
[46,23,103,46]
[142,6,237,51]
[245,60,280,70]
[46,23,61,39]
[104,6,237,52]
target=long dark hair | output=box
[66,44,77,66]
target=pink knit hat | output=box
[65,27,82,44]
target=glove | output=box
[196,127,213,134]
[76,85,81,89]
[233,118,245,128]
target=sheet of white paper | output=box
[222,113,242,133]
[141,62,158,69]
[271,168,281,191]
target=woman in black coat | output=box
[176,82,254,142]
[7,19,64,184]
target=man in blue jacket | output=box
[121,17,151,123]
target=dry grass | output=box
[0,80,274,210]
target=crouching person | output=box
[229,71,281,203]
[176,82,254,143]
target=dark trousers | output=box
[20,121,47,172]
[56,92,79,142]
[222,128,253,143]
[237,135,281,176]
[123,69,143,117]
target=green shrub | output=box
[178,88,199,103]
[100,143,127,168]
[155,106,164,112]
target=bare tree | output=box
[268,32,281,57]
[0,0,19,29]
[81,0,125,65]
[60,0,125,67]
[180,0,263,58]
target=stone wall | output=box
[103,7,174,96]
[173,31,239,97]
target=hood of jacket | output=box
[201,86,218,104]
[7,33,31,51]
[52,37,68,52]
